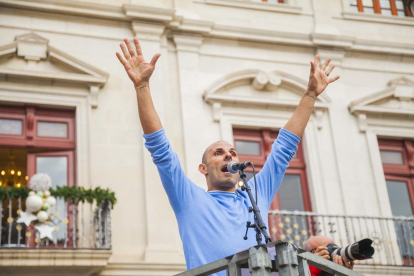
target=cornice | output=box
[193,0,303,14]
[339,11,414,26]
[0,0,127,21]
[1,0,414,56]
[124,4,175,22]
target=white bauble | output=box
[44,190,51,197]
[45,196,57,207]
[29,173,51,192]
[28,191,35,196]
[26,195,43,212]
[37,211,49,222]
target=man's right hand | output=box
[116,38,161,89]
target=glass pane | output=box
[397,10,406,17]
[0,118,22,135]
[379,0,391,8]
[380,150,404,164]
[235,141,261,155]
[349,0,357,4]
[37,122,68,138]
[278,174,305,211]
[350,5,359,12]
[386,180,413,217]
[362,0,373,7]
[381,9,392,15]
[36,156,68,241]
[364,7,375,13]
[245,172,254,182]
[395,0,404,9]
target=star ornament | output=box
[16,211,37,226]
[35,224,55,242]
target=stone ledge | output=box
[0,249,112,276]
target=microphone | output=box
[227,162,252,174]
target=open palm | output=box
[116,38,160,87]
[307,55,339,97]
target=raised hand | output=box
[116,38,161,88]
[305,55,339,99]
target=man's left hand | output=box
[333,255,355,270]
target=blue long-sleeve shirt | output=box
[144,128,300,275]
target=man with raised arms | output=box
[116,38,339,275]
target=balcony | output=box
[269,210,414,275]
[0,186,114,276]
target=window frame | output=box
[379,138,414,216]
[0,106,75,150]
[351,0,413,16]
[233,128,312,212]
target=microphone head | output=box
[227,162,238,174]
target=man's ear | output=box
[198,163,208,175]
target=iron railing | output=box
[0,197,112,249]
[269,210,414,267]
[176,241,364,276]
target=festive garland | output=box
[0,186,116,208]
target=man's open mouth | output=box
[221,164,229,173]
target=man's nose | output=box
[224,151,232,161]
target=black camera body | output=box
[326,238,375,262]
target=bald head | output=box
[304,236,334,251]
[201,140,232,164]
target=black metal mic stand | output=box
[239,169,271,245]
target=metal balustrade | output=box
[176,241,364,276]
[268,210,414,266]
[0,197,112,249]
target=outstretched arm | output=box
[283,55,339,137]
[116,38,162,134]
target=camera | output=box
[326,238,375,262]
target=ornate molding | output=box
[0,33,109,108]
[173,34,204,53]
[349,77,414,132]
[1,0,414,56]
[193,0,303,14]
[203,69,330,128]
[132,21,166,41]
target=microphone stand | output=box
[239,169,271,245]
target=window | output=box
[378,138,414,263]
[233,128,311,212]
[0,105,76,247]
[349,0,413,16]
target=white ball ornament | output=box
[26,195,43,213]
[44,190,51,197]
[37,211,49,222]
[46,196,57,207]
[29,173,52,192]
[29,191,35,196]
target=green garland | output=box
[0,186,116,208]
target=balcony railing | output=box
[269,210,414,267]
[0,190,113,249]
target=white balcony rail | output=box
[0,197,112,249]
[269,210,414,267]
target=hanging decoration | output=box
[1,174,116,244]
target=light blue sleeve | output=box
[143,128,200,214]
[249,128,300,208]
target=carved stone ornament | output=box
[203,69,330,129]
[349,77,414,132]
[0,33,109,108]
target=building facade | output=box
[0,0,413,276]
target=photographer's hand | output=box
[333,255,355,270]
[313,246,330,260]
